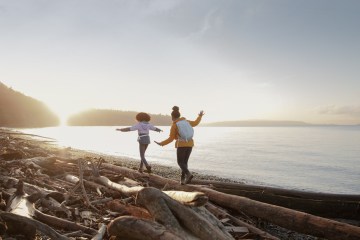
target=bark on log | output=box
[163,190,208,207]
[3,181,70,240]
[106,199,152,219]
[41,196,72,218]
[7,156,57,169]
[94,175,143,197]
[94,175,208,206]
[0,212,70,240]
[189,186,360,240]
[191,179,360,201]
[191,179,360,220]
[191,206,234,239]
[0,176,64,198]
[205,202,279,240]
[64,174,120,197]
[137,187,233,240]
[91,223,107,240]
[34,209,98,235]
[107,216,183,240]
[101,163,360,240]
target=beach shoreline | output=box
[0,128,333,239]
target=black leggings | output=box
[177,147,193,178]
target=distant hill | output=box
[204,120,312,127]
[0,82,60,127]
[67,109,172,126]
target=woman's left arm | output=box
[189,110,205,127]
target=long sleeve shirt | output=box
[159,115,202,148]
[129,122,159,135]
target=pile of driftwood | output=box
[1,130,360,240]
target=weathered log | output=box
[64,174,120,197]
[94,174,208,206]
[3,181,69,239]
[137,187,233,240]
[163,190,208,207]
[0,212,70,240]
[191,206,234,238]
[191,179,360,220]
[94,175,144,197]
[189,186,360,240]
[107,216,183,240]
[192,179,360,201]
[205,202,280,240]
[91,223,107,240]
[101,163,360,240]
[95,176,228,239]
[6,156,57,169]
[41,196,72,217]
[137,187,196,239]
[106,199,152,219]
[34,209,98,235]
[0,176,62,197]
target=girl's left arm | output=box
[150,124,163,132]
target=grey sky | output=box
[1,0,359,124]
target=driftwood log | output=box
[1,180,70,239]
[101,163,360,240]
[192,179,360,220]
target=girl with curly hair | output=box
[116,112,162,173]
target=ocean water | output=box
[20,126,360,194]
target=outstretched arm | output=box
[154,124,176,146]
[150,125,163,133]
[189,110,205,127]
[116,127,131,132]
[154,127,163,132]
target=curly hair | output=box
[136,112,151,122]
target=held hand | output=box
[157,129,163,133]
[154,141,162,146]
[199,110,205,116]
[116,128,121,131]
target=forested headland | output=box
[0,82,60,127]
[0,82,171,127]
[67,109,172,126]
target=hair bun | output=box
[172,106,179,111]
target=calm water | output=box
[20,126,360,194]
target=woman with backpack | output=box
[155,106,204,184]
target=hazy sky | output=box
[1,0,360,124]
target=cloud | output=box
[317,105,360,116]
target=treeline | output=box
[0,82,60,128]
[67,109,172,126]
